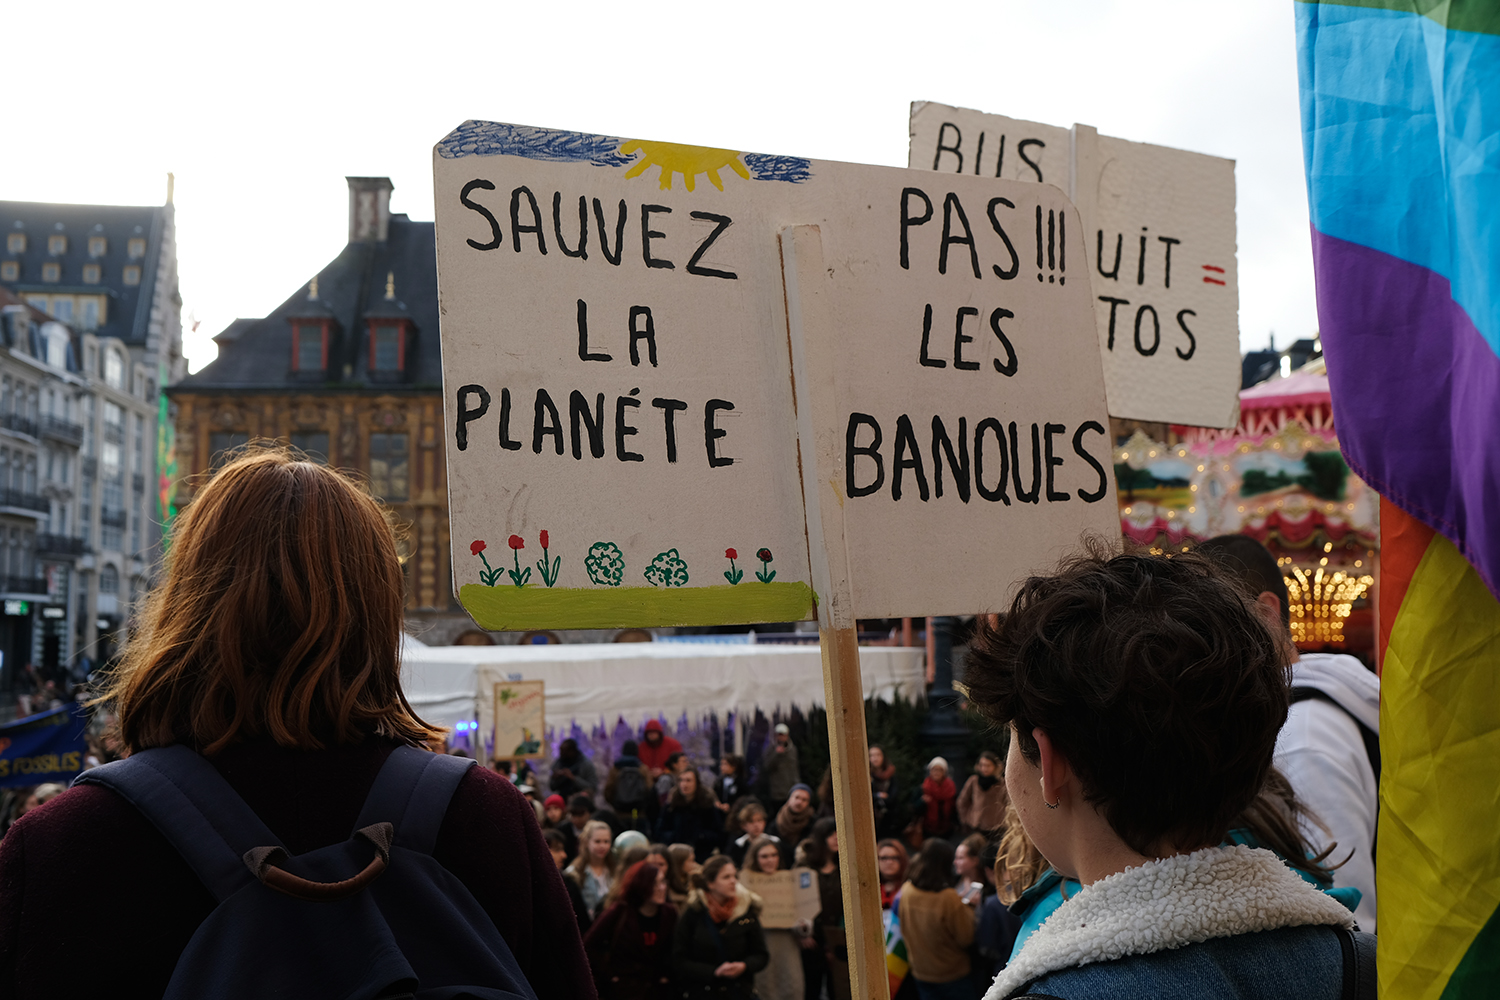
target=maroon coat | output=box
[0,738,597,1000]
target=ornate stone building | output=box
[170,178,469,639]
[0,188,182,690]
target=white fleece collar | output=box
[985,845,1354,1000]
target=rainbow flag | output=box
[1297,3,1500,997]
[884,899,910,996]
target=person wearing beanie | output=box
[770,783,815,847]
[543,793,578,862]
[606,740,657,832]
[920,757,957,840]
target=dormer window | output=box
[127,238,146,259]
[6,234,24,254]
[42,263,60,283]
[122,265,141,286]
[82,263,100,284]
[88,236,107,258]
[294,320,327,372]
[370,321,405,371]
[0,262,16,282]
[48,235,67,255]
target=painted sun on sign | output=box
[621,140,751,192]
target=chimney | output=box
[347,177,394,243]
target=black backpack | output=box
[76,744,538,1000]
[613,765,652,812]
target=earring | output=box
[1043,797,1059,809]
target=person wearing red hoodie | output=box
[636,720,683,778]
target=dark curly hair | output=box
[963,547,1289,856]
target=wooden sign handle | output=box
[781,224,891,1000]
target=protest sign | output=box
[741,867,821,929]
[492,680,545,762]
[0,705,88,788]
[434,119,1117,1000]
[434,121,1116,628]
[910,101,1242,428]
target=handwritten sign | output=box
[493,680,545,761]
[910,102,1241,429]
[435,121,1117,627]
[741,867,822,929]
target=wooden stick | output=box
[781,224,890,1000]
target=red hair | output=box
[102,446,443,754]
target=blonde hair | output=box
[100,447,442,755]
[567,819,617,881]
[996,800,1047,905]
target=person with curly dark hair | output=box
[584,860,677,1000]
[965,549,1371,1000]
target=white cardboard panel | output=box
[435,121,1118,626]
[910,102,1241,429]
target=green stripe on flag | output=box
[1296,0,1500,36]
[1441,903,1500,999]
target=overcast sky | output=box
[8,0,1309,373]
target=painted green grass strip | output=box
[459,581,817,631]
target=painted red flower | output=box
[508,534,525,550]
[725,548,737,560]
[471,540,486,556]
[540,530,550,549]
[757,548,773,562]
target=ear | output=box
[1253,591,1283,631]
[1032,728,1073,807]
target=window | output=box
[5,234,24,254]
[82,263,100,284]
[24,295,47,313]
[289,432,329,463]
[85,344,96,374]
[42,263,60,283]
[88,236,107,258]
[79,296,101,330]
[368,433,409,501]
[44,329,67,369]
[209,432,249,468]
[104,350,124,388]
[47,235,67,255]
[122,265,141,286]
[0,262,16,282]
[100,565,118,594]
[127,238,145,259]
[294,321,326,371]
[371,323,403,371]
[133,415,144,473]
[50,297,72,323]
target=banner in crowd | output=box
[434,120,1117,631]
[909,101,1242,429]
[1297,3,1500,996]
[0,705,88,788]
[492,680,545,761]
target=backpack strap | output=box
[352,745,475,855]
[73,745,281,902]
[1337,927,1378,1000]
[1290,687,1381,783]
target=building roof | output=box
[177,213,439,392]
[0,201,167,346]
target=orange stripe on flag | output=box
[1378,496,1435,668]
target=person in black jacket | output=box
[672,855,769,999]
[545,828,593,936]
[656,768,724,862]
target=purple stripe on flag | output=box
[1312,228,1500,601]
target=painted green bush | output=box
[586,541,626,587]
[643,548,690,588]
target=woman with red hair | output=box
[585,860,678,1000]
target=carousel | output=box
[1113,357,1378,662]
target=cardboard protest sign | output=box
[741,867,821,929]
[910,102,1241,429]
[434,120,1117,628]
[492,680,545,761]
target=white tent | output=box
[399,637,925,753]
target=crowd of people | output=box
[0,449,1379,1000]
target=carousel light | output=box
[1355,560,1363,568]
[1188,506,1197,513]
[1324,542,1333,553]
